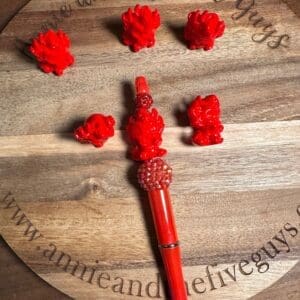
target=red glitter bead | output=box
[29,29,74,76]
[184,10,225,51]
[187,95,224,146]
[74,114,115,148]
[135,93,153,109]
[121,4,161,52]
[138,158,172,191]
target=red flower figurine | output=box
[74,114,115,148]
[184,10,225,50]
[121,5,161,52]
[29,29,74,75]
[187,95,224,145]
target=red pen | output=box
[126,77,187,299]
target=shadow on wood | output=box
[173,98,193,145]
[167,23,186,46]
[58,117,86,139]
[103,18,123,44]
[15,38,35,63]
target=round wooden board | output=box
[0,0,300,299]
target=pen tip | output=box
[135,76,150,95]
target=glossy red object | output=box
[29,29,74,76]
[121,4,160,52]
[126,77,166,161]
[184,10,225,50]
[132,79,187,299]
[74,114,115,148]
[187,95,224,146]
[138,158,187,300]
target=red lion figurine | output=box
[126,107,167,161]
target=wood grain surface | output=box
[0,0,30,32]
[0,0,300,299]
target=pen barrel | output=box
[159,247,187,300]
[148,188,187,300]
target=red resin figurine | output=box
[187,95,224,146]
[184,10,225,50]
[74,114,115,148]
[128,77,187,299]
[29,29,74,75]
[121,5,160,52]
[126,77,166,161]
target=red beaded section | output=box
[138,158,172,191]
[126,76,167,161]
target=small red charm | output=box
[126,77,166,161]
[74,114,115,148]
[187,95,224,145]
[29,29,74,76]
[184,10,225,51]
[121,5,160,52]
